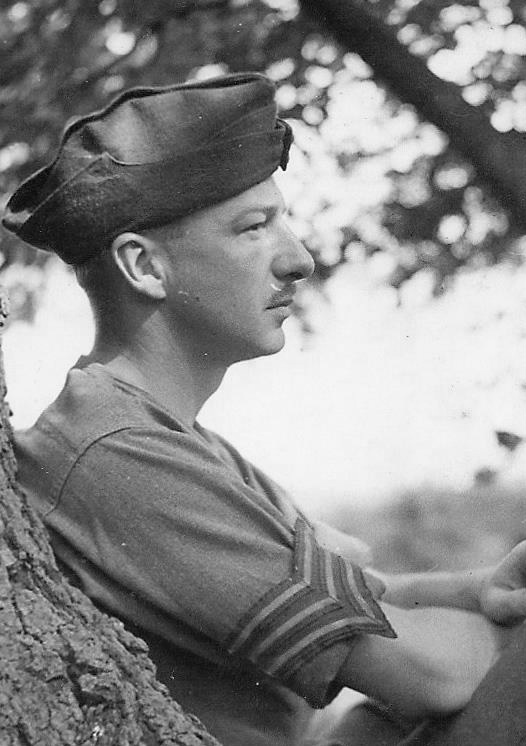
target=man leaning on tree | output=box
[4,73,526,746]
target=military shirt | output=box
[15,362,395,746]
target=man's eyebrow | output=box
[232,203,286,221]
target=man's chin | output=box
[257,329,287,357]
[232,331,286,363]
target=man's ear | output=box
[110,232,167,300]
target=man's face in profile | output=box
[159,177,314,365]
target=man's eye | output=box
[245,222,266,232]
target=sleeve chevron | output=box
[226,518,396,682]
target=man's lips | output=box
[266,291,295,309]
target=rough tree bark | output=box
[0,290,221,745]
[301,0,526,231]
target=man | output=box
[3,73,526,746]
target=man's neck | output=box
[86,321,227,427]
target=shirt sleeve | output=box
[225,517,395,699]
[47,425,395,704]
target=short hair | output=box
[73,249,118,318]
[73,221,182,314]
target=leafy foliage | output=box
[2,0,526,319]
[368,0,526,293]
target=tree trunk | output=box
[0,292,220,744]
[300,0,526,231]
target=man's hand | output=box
[479,541,526,625]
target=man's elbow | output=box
[416,662,482,717]
[386,674,471,720]
[389,605,502,719]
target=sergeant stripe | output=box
[301,525,313,584]
[229,519,316,655]
[227,518,396,677]
[323,548,337,598]
[228,581,308,654]
[339,557,372,615]
[249,596,337,659]
[266,616,377,675]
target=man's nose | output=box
[272,222,315,282]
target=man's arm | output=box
[375,540,526,624]
[312,522,526,623]
[378,568,486,611]
[337,602,513,720]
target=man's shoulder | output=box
[14,363,176,511]
[14,363,176,482]
[24,364,148,448]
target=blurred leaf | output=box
[496,430,524,452]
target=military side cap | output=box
[2,72,293,265]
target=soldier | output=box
[4,73,526,746]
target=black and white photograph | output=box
[2,1,526,744]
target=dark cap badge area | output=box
[2,72,293,265]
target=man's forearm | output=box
[376,568,491,612]
[338,602,510,720]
